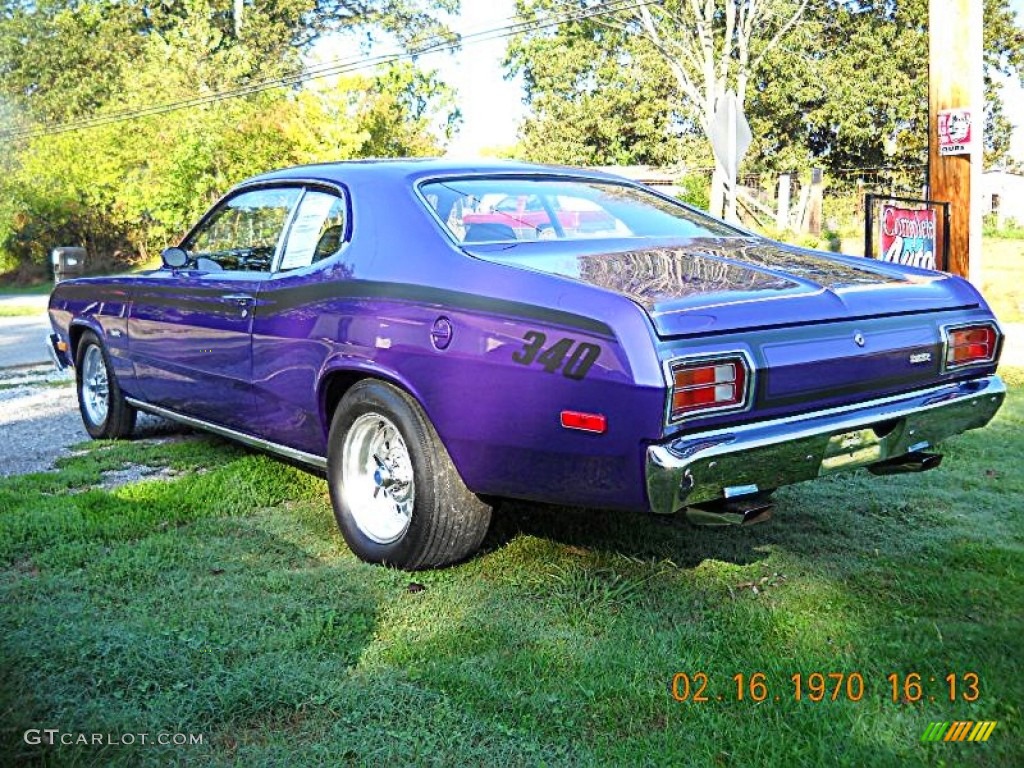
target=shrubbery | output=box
[0,3,459,283]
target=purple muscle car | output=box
[46,160,1006,569]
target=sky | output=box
[315,0,1024,164]
[429,0,526,156]
[1005,0,1024,163]
[314,0,526,157]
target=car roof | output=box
[244,158,628,188]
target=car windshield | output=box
[419,177,740,243]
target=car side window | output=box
[277,189,347,271]
[185,187,301,272]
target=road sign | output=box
[710,91,752,180]
[709,91,752,222]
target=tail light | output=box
[943,323,999,370]
[667,354,752,423]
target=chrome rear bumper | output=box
[646,375,1006,515]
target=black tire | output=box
[326,379,492,569]
[75,330,137,440]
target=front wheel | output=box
[327,380,492,569]
[75,330,137,439]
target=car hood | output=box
[464,238,980,337]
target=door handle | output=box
[223,293,254,304]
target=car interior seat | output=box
[463,223,517,242]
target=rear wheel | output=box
[327,380,492,569]
[75,330,136,439]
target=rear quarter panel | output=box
[252,176,669,511]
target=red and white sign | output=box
[937,108,973,156]
[880,205,937,270]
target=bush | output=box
[823,229,842,252]
[983,214,1024,239]
[676,173,710,211]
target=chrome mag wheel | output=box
[341,412,415,544]
[81,344,110,426]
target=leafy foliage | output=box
[0,0,460,279]
[507,0,1023,174]
[506,3,684,165]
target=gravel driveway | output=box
[0,365,181,477]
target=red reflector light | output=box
[945,325,998,368]
[669,356,748,421]
[560,411,607,434]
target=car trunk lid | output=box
[464,237,979,338]
[465,238,986,416]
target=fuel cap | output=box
[430,317,453,350]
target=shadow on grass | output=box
[0,377,1019,765]
[479,376,1023,575]
[483,499,776,569]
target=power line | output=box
[1,0,647,142]
[1,3,573,139]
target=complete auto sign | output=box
[880,205,937,270]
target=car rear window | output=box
[419,177,739,243]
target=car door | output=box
[129,186,302,428]
[250,185,353,455]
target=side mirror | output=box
[161,247,189,269]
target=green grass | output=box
[0,282,53,296]
[980,239,1024,324]
[0,305,45,318]
[2,372,1023,766]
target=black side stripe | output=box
[258,281,615,337]
[67,279,616,338]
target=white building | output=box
[981,170,1024,227]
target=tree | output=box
[982,0,1024,168]
[0,0,460,279]
[746,1,932,174]
[511,0,811,214]
[748,0,1024,173]
[355,62,462,157]
[507,0,1024,180]
[506,12,684,166]
[0,0,458,123]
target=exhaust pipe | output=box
[867,451,943,476]
[685,496,774,526]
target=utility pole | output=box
[928,0,983,280]
[776,174,791,232]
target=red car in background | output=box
[461,193,620,240]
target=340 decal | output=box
[512,331,601,380]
